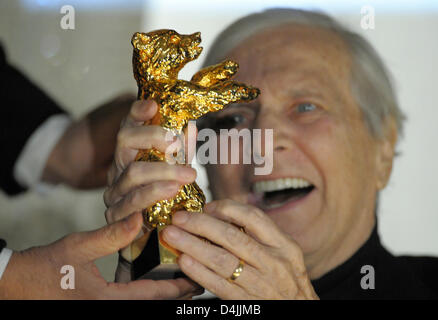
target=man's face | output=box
[205,25,387,269]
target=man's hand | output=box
[0,212,202,299]
[103,99,197,272]
[42,93,136,189]
[161,200,318,300]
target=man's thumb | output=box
[77,212,143,261]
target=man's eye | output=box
[212,113,246,130]
[296,103,317,113]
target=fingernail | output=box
[164,182,179,192]
[164,226,181,241]
[137,100,150,112]
[179,167,196,181]
[173,211,189,225]
[125,213,139,231]
[204,201,217,213]
[149,100,158,111]
[181,254,194,267]
[142,100,156,114]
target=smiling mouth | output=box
[251,178,315,210]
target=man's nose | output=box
[255,110,292,153]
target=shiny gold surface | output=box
[129,29,259,261]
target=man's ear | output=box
[375,118,398,190]
[131,32,150,50]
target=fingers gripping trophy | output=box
[125,29,260,279]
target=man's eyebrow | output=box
[197,101,259,126]
[286,87,325,100]
[220,101,261,112]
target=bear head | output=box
[132,30,202,83]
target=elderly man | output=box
[104,9,438,299]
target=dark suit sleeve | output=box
[0,45,67,195]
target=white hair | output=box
[202,8,405,138]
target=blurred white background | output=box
[0,0,437,282]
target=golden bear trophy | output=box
[125,29,259,279]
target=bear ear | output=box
[131,32,150,49]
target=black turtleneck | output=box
[311,225,438,299]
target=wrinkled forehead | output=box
[223,24,352,83]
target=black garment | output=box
[311,226,438,299]
[0,45,66,195]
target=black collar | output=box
[311,225,383,299]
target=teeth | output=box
[253,178,312,193]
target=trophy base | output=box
[133,225,184,280]
[138,263,183,280]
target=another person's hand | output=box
[42,93,136,189]
[160,200,319,299]
[0,212,202,299]
[103,99,197,280]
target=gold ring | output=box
[228,259,245,282]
